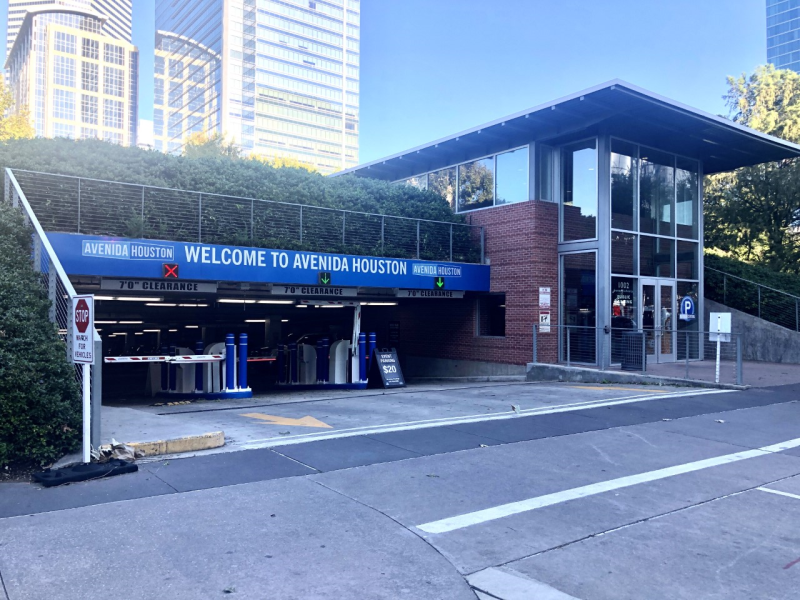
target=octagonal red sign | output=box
[75,298,90,334]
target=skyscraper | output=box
[155,0,359,174]
[6,1,132,59]
[5,6,138,144]
[767,0,800,72]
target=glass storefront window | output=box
[428,167,456,209]
[562,252,596,363]
[495,146,528,205]
[536,144,554,201]
[639,235,674,278]
[676,240,698,279]
[562,139,597,241]
[676,157,699,239]
[611,231,636,275]
[610,276,637,363]
[407,174,427,190]
[458,157,494,212]
[611,140,637,231]
[640,148,674,236]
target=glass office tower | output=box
[155,0,359,174]
[6,1,132,59]
[767,0,800,71]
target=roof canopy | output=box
[339,80,800,181]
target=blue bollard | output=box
[316,339,324,383]
[239,333,248,390]
[160,345,168,391]
[289,342,298,384]
[169,345,177,391]
[194,340,204,392]
[368,332,377,374]
[358,332,366,382]
[225,334,235,391]
[277,344,285,384]
[322,338,330,383]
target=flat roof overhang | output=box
[336,80,800,181]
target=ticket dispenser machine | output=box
[298,343,317,384]
[329,340,350,384]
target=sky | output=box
[0,0,768,163]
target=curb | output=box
[129,431,225,457]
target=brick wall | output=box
[362,199,560,368]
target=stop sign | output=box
[75,298,90,333]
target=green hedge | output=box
[0,202,81,468]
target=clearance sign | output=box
[48,233,491,292]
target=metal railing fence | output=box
[4,169,102,448]
[11,169,485,264]
[705,266,800,332]
[532,324,743,385]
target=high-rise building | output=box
[5,7,138,145]
[767,0,800,72]
[155,0,359,174]
[6,1,132,60]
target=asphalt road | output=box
[1,382,799,599]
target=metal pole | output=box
[299,205,303,244]
[198,193,202,242]
[91,337,102,450]
[140,186,145,237]
[566,327,571,367]
[82,363,91,463]
[416,220,420,259]
[77,178,81,233]
[449,224,453,262]
[685,331,689,380]
[641,331,646,374]
[758,286,761,319]
[736,335,743,385]
[532,324,537,363]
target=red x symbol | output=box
[163,264,179,278]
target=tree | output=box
[250,153,318,173]
[0,80,34,141]
[183,131,241,159]
[705,65,800,273]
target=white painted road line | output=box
[757,487,800,501]
[416,436,800,535]
[238,389,732,450]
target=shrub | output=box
[0,202,81,467]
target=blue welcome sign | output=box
[679,295,696,321]
[48,233,491,292]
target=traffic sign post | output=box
[72,295,94,463]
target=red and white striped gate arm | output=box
[104,355,223,364]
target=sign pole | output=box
[82,363,91,463]
[715,314,721,384]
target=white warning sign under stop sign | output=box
[72,295,94,364]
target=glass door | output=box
[640,279,675,363]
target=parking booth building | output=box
[335,80,800,372]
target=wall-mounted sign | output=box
[539,287,551,309]
[271,285,358,297]
[48,233,491,292]
[539,311,551,333]
[679,295,696,321]
[101,279,218,293]
[398,289,464,299]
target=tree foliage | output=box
[0,203,81,468]
[705,65,800,273]
[0,79,34,141]
[183,131,242,159]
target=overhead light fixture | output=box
[115,332,128,335]
[143,329,161,333]
[168,329,178,332]
[134,332,144,336]
[94,295,114,301]
[281,319,289,322]
[296,305,308,308]
[219,299,256,304]
[363,302,397,306]
[321,305,343,308]
[146,303,177,307]
[119,320,143,324]
[257,300,294,304]
[245,319,266,323]
[95,328,102,332]
[95,320,117,324]
[179,303,208,307]
[185,325,199,329]
[115,297,162,302]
